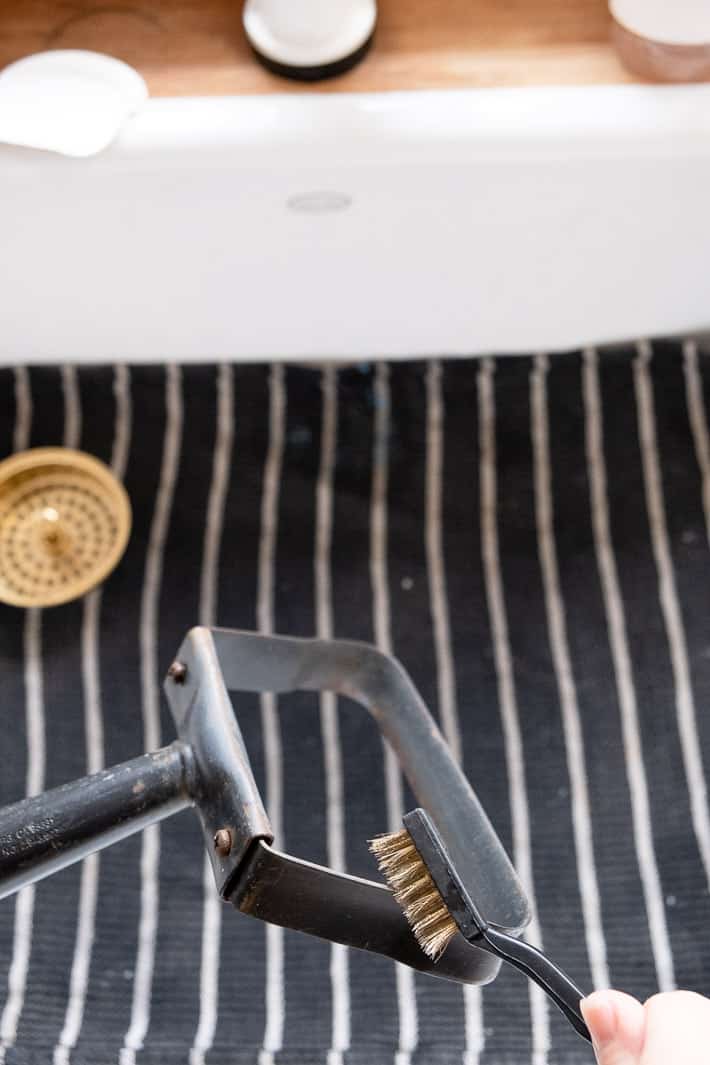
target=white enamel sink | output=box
[1,84,709,363]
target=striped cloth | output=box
[0,339,709,1065]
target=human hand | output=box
[581,989,710,1065]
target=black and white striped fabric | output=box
[1,339,710,1065]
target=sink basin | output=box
[1,84,709,363]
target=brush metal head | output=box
[370,828,458,960]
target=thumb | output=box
[581,991,646,1065]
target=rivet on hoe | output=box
[168,661,187,684]
[214,829,232,857]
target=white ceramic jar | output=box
[610,0,710,81]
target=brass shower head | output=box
[0,448,131,608]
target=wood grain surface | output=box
[0,0,638,95]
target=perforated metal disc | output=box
[0,448,131,608]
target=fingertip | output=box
[608,991,646,1054]
[582,991,646,1057]
[581,990,618,1047]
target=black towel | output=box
[1,340,709,1065]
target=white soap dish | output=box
[0,49,148,158]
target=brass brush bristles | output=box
[369,829,458,960]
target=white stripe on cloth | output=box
[54,364,134,1065]
[0,610,44,1065]
[477,357,550,1065]
[62,366,81,451]
[683,340,710,550]
[121,364,183,1065]
[530,353,609,991]
[0,370,32,1065]
[258,365,286,1065]
[111,366,133,483]
[315,367,351,1065]
[634,342,710,892]
[582,348,675,991]
[191,364,235,1065]
[424,361,483,1065]
[370,362,418,1065]
[12,367,31,455]
[1,366,75,1063]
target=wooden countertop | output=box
[0,0,637,95]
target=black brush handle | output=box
[480,927,592,1043]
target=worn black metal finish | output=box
[234,840,500,986]
[0,743,193,900]
[403,808,591,1042]
[205,628,530,935]
[0,626,531,990]
[162,627,520,984]
[164,627,273,898]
